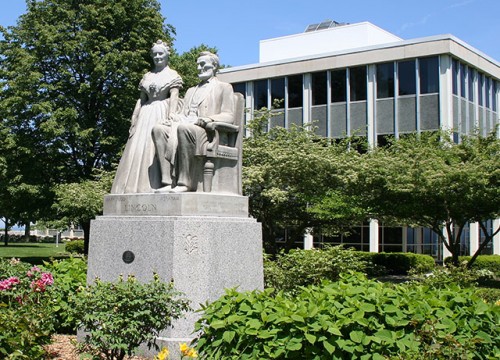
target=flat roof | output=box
[219,34,500,82]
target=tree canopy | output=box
[357,131,500,265]
[0,0,174,244]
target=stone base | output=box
[86,194,263,356]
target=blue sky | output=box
[1,0,499,67]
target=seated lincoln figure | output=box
[153,51,235,193]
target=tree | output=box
[51,170,114,254]
[357,131,500,266]
[243,110,366,252]
[0,0,174,248]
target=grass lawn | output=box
[0,242,71,265]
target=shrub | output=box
[194,273,500,359]
[65,239,85,254]
[370,252,435,275]
[445,255,500,277]
[42,257,87,333]
[0,258,56,359]
[264,246,367,294]
[74,274,190,360]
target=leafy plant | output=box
[264,246,367,294]
[74,274,190,360]
[194,273,500,359]
[42,256,87,333]
[0,258,56,359]
[65,239,85,254]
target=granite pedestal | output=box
[86,193,263,356]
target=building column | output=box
[304,229,314,250]
[469,222,480,256]
[369,219,379,252]
[303,73,312,125]
[442,226,452,261]
[367,64,376,148]
[439,55,454,133]
[246,81,254,137]
[493,219,500,255]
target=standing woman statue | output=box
[111,40,183,194]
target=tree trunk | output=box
[3,217,9,246]
[24,222,31,241]
[82,220,91,255]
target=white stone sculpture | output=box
[111,40,183,194]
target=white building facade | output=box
[218,21,500,260]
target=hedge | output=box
[444,255,500,277]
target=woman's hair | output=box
[151,39,170,55]
[199,51,220,72]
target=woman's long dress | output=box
[111,67,182,194]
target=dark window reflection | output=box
[312,71,327,105]
[271,77,285,109]
[331,69,346,103]
[253,79,268,110]
[377,62,394,98]
[350,66,367,101]
[398,60,416,96]
[288,75,303,108]
[419,56,439,94]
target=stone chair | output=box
[201,92,244,194]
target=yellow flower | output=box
[187,348,198,358]
[155,347,169,360]
[179,343,189,356]
[495,299,500,306]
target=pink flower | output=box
[30,279,46,292]
[0,277,20,291]
[40,272,54,286]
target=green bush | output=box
[0,258,56,359]
[194,273,500,359]
[445,255,500,277]
[65,239,85,254]
[264,246,367,294]
[370,252,435,275]
[42,257,87,333]
[74,274,190,360]
[40,236,56,243]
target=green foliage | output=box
[370,252,435,275]
[194,273,500,359]
[42,257,87,333]
[0,0,173,232]
[74,274,190,360]
[444,255,500,277]
[264,246,367,294]
[65,239,85,254]
[357,131,500,267]
[410,263,493,289]
[0,258,56,359]
[243,111,365,251]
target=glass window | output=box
[312,71,327,105]
[419,56,439,94]
[270,77,285,109]
[460,63,466,98]
[288,75,303,108]
[376,62,394,98]
[478,73,484,106]
[253,79,268,110]
[232,82,246,98]
[350,66,367,101]
[452,59,458,95]
[331,69,346,103]
[468,67,474,102]
[398,60,416,96]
